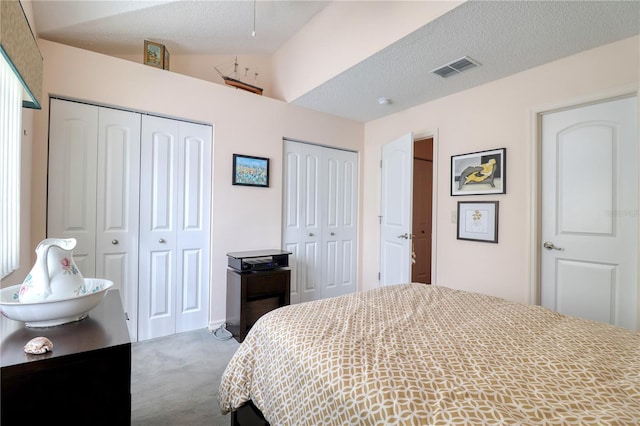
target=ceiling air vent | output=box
[431,56,480,78]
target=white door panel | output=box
[283,150,303,303]
[139,116,211,340]
[283,140,357,302]
[175,121,211,333]
[303,242,321,300]
[322,148,358,298]
[284,242,300,301]
[558,124,614,234]
[47,99,99,277]
[283,142,323,303]
[101,254,128,290]
[148,250,173,321]
[541,96,638,330]
[556,259,615,324]
[139,116,178,340]
[380,133,413,286]
[49,100,211,343]
[96,107,141,340]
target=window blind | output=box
[0,55,22,278]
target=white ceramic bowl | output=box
[0,278,113,327]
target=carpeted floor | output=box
[131,328,240,426]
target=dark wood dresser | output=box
[1,290,131,425]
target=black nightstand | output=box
[226,250,291,342]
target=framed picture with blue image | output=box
[232,154,270,187]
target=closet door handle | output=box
[308,233,315,237]
[543,241,563,251]
[159,238,166,244]
[111,239,119,245]
[330,232,335,236]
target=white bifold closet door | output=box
[138,115,212,341]
[48,99,211,342]
[48,100,99,276]
[96,108,141,339]
[48,99,141,340]
[283,140,358,304]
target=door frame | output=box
[409,128,440,285]
[420,130,440,285]
[378,130,440,286]
[529,87,640,330]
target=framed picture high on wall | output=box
[144,40,165,69]
[451,148,506,196]
[232,154,270,187]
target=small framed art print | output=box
[144,40,165,69]
[232,154,269,187]
[457,201,499,243]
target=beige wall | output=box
[17,39,363,328]
[114,53,274,98]
[361,36,640,304]
[9,32,639,330]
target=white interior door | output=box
[282,141,323,304]
[380,133,413,286]
[139,116,211,340]
[95,107,141,341]
[47,99,99,276]
[321,148,358,299]
[174,120,211,334]
[139,116,180,340]
[541,96,638,330]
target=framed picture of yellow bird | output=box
[451,148,506,196]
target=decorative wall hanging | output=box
[232,154,269,187]
[457,201,499,243]
[215,57,263,95]
[143,40,168,70]
[451,148,506,195]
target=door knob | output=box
[330,232,335,236]
[397,233,410,239]
[159,238,166,244]
[543,241,563,251]
[309,233,315,237]
[111,239,118,245]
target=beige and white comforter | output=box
[218,283,640,425]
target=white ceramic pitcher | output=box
[19,238,85,303]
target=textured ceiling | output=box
[31,1,640,122]
[32,0,330,55]
[293,0,640,122]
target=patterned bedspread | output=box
[218,283,640,425]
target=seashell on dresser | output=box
[24,336,53,354]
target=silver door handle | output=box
[330,232,335,236]
[309,233,315,237]
[397,233,410,239]
[543,241,563,251]
[159,238,166,244]
[111,239,119,245]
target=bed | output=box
[218,283,640,425]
